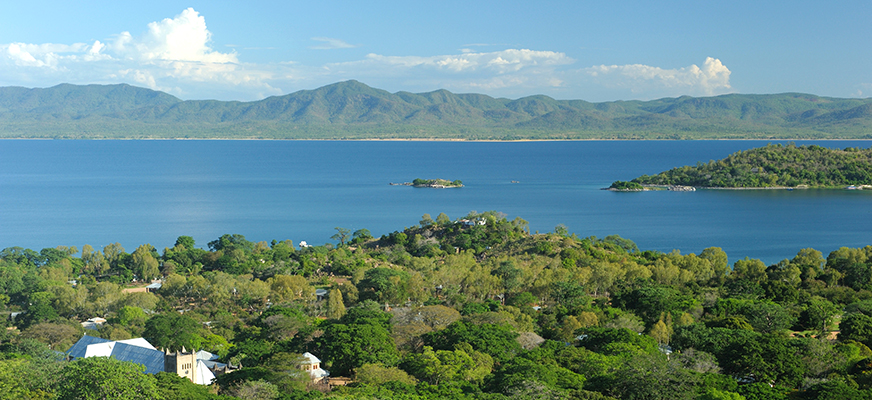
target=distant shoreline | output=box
[4,137,872,142]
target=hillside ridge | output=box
[2,81,872,139]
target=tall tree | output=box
[143,313,204,352]
[102,243,126,269]
[332,227,351,246]
[132,244,160,282]
[319,322,400,376]
[327,289,346,320]
[436,213,451,226]
[420,214,434,227]
[174,236,195,250]
[700,247,730,283]
[801,296,839,334]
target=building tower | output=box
[165,347,196,381]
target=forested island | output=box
[4,212,872,399]
[606,181,646,191]
[3,81,872,140]
[412,178,463,188]
[631,143,872,188]
[391,179,463,188]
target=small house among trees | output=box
[298,352,330,384]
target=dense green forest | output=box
[5,212,872,399]
[631,143,872,188]
[2,81,872,139]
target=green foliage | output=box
[609,180,644,190]
[339,302,392,329]
[435,213,451,225]
[12,215,872,398]
[699,388,747,400]
[319,322,400,376]
[355,363,418,386]
[710,299,796,333]
[487,355,585,395]
[351,228,373,245]
[800,296,840,333]
[577,327,660,356]
[20,322,82,351]
[117,305,147,327]
[331,227,351,246]
[735,382,790,400]
[587,353,702,400]
[841,313,872,347]
[357,268,413,304]
[56,357,162,400]
[613,284,696,327]
[0,357,63,399]
[632,143,872,188]
[143,313,205,351]
[154,372,226,400]
[403,344,494,385]
[18,291,60,329]
[800,379,872,400]
[132,244,160,282]
[326,289,346,320]
[423,321,521,363]
[721,334,808,388]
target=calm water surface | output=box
[1,140,870,265]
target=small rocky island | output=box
[605,180,647,191]
[390,178,463,188]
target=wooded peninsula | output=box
[4,211,872,399]
[629,143,872,189]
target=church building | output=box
[66,335,232,385]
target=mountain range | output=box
[1,80,871,139]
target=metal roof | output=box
[195,350,219,361]
[301,352,321,363]
[66,335,111,358]
[110,342,165,374]
[66,336,164,374]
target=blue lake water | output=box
[1,139,871,265]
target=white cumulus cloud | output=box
[0,8,278,100]
[0,7,735,102]
[585,57,732,96]
[128,8,238,63]
[0,42,91,68]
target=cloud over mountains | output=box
[586,57,731,96]
[0,8,732,101]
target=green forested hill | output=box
[7,212,872,398]
[632,143,872,187]
[0,83,181,115]
[1,81,872,139]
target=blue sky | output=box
[1,1,869,102]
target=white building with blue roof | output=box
[66,335,227,384]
